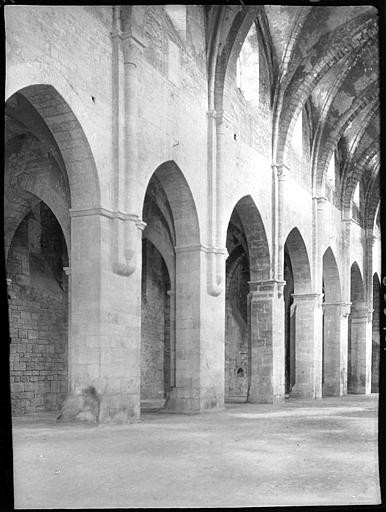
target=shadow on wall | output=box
[7,202,69,415]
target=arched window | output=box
[236,23,259,108]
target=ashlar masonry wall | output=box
[141,239,171,400]
[8,202,68,414]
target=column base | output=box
[348,386,370,395]
[348,374,371,395]
[290,384,319,400]
[247,390,285,404]
[322,379,343,397]
[57,388,140,424]
[164,387,224,413]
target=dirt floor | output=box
[11,394,380,508]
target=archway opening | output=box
[283,228,313,398]
[7,201,69,414]
[140,161,200,413]
[322,247,342,396]
[225,210,250,402]
[283,248,295,396]
[141,173,175,412]
[371,273,380,393]
[141,238,171,405]
[224,196,270,403]
[348,262,365,393]
[5,88,74,417]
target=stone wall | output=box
[225,257,249,400]
[141,239,170,400]
[225,214,250,401]
[371,275,380,392]
[284,250,295,394]
[4,5,379,418]
[7,202,68,414]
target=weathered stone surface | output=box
[4,5,380,423]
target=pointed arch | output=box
[6,85,101,210]
[322,247,343,396]
[350,261,364,303]
[226,195,271,281]
[322,247,342,303]
[142,161,200,247]
[284,227,312,293]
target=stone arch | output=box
[224,195,271,403]
[350,261,364,304]
[140,238,171,405]
[6,85,101,210]
[142,224,175,288]
[341,145,379,216]
[322,247,343,396]
[284,227,312,294]
[5,180,70,261]
[273,12,377,166]
[348,261,367,394]
[225,195,271,281]
[339,104,379,188]
[141,161,200,247]
[4,110,71,258]
[323,247,342,303]
[140,161,201,413]
[212,6,263,112]
[364,174,380,232]
[7,199,69,415]
[284,227,316,398]
[315,80,379,197]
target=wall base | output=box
[164,387,224,413]
[57,388,140,424]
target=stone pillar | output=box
[348,302,372,394]
[272,163,290,281]
[365,234,378,392]
[290,292,323,399]
[339,302,351,395]
[247,280,286,403]
[322,301,351,396]
[165,244,225,413]
[63,266,71,394]
[166,289,176,388]
[59,208,144,423]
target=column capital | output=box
[6,278,12,287]
[135,219,147,231]
[175,244,228,257]
[121,31,146,51]
[322,301,352,317]
[351,303,371,320]
[166,289,176,297]
[366,234,376,247]
[206,109,216,120]
[248,279,286,299]
[313,195,328,204]
[70,208,147,231]
[206,109,228,124]
[291,292,323,306]
[63,267,71,276]
[313,195,328,211]
[340,302,352,317]
[272,162,291,181]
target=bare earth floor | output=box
[12,394,380,509]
